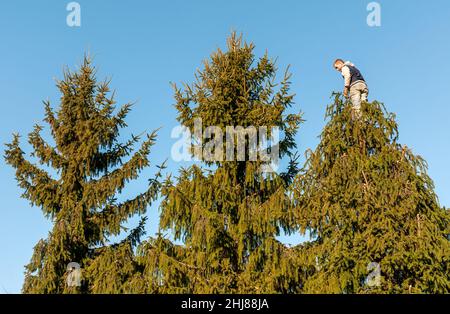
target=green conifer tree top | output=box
[4,57,164,293]
[292,94,450,293]
[137,32,304,293]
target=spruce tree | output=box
[292,94,450,293]
[136,32,304,293]
[4,58,164,293]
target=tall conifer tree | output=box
[137,33,304,293]
[4,58,163,293]
[292,95,450,293]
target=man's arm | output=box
[341,66,351,97]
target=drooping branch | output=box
[84,130,158,206]
[5,134,61,217]
[28,124,66,170]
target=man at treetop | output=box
[333,59,369,118]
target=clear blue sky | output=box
[0,0,449,293]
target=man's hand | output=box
[343,87,349,98]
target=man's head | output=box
[333,59,345,72]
